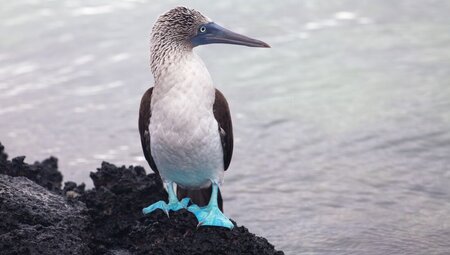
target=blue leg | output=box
[142,181,190,216]
[188,183,234,229]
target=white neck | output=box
[152,50,215,108]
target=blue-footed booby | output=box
[139,6,269,229]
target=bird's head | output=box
[151,6,270,50]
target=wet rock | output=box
[0,142,284,254]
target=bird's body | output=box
[149,51,223,189]
[139,6,269,229]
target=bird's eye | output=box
[199,26,207,33]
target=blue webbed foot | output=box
[188,204,234,229]
[143,197,190,216]
[187,204,208,220]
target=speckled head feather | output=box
[150,7,210,77]
[152,7,209,44]
[149,6,269,82]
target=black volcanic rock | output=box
[0,175,91,255]
[0,143,62,192]
[0,142,283,255]
[82,162,168,254]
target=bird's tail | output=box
[177,185,223,212]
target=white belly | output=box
[149,106,223,189]
[148,51,224,189]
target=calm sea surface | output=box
[1,0,450,254]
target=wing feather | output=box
[213,89,233,170]
[138,87,159,174]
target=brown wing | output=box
[213,89,233,170]
[138,87,159,175]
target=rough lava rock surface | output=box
[0,175,91,255]
[0,142,284,255]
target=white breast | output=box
[149,51,224,189]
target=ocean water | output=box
[1,0,450,254]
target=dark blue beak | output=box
[191,22,270,48]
